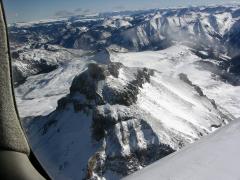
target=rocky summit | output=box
[24,62,233,179]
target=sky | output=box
[3,0,240,23]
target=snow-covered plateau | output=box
[9,4,240,180]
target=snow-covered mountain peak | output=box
[25,62,234,179]
[68,62,153,106]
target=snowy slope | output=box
[24,62,233,180]
[101,17,132,29]
[14,47,94,117]
[12,45,83,85]
[124,118,240,180]
[111,44,240,118]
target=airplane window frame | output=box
[0,1,49,179]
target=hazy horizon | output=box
[3,0,240,23]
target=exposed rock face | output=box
[25,62,234,180]
[90,108,175,178]
[91,48,111,64]
[69,63,154,106]
[55,63,175,179]
[229,55,240,76]
[12,57,58,86]
[11,47,62,86]
[179,73,217,108]
[179,73,205,97]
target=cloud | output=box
[74,8,92,14]
[113,5,126,10]
[54,8,94,18]
[83,9,91,13]
[54,10,74,18]
[75,8,83,12]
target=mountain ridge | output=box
[24,62,234,179]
